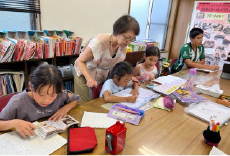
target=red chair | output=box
[0,93,18,112]
[91,84,103,99]
[155,62,159,71]
[169,58,178,74]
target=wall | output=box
[169,0,230,59]
[40,0,129,45]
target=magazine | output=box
[172,88,207,104]
[36,115,79,139]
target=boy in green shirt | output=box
[172,28,219,73]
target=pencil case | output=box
[163,96,175,110]
[67,124,97,155]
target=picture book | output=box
[172,88,207,104]
[184,101,230,127]
[113,87,160,108]
[36,115,79,139]
[107,104,144,125]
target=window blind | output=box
[0,0,40,14]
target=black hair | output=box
[113,15,140,36]
[29,64,63,94]
[190,28,204,39]
[109,61,133,81]
[140,46,160,63]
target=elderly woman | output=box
[74,15,140,103]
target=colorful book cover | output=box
[173,88,207,103]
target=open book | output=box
[36,115,79,139]
[113,87,160,108]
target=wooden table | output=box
[2,70,229,155]
[51,70,230,155]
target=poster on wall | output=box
[189,1,230,66]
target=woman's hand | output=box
[12,119,36,138]
[86,78,98,88]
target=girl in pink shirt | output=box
[133,46,160,83]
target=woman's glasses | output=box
[122,34,136,42]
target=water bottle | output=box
[185,68,196,91]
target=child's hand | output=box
[12,119,36,138]
[126,95,137,103]
[130,89,139,96]
[86,78,98,88]
[148,74,155,81]
[207,65,219,71]
[49,108,68,122]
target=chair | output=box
[169,58,178,74]
[0,93,18,112]
[91,84,103,99]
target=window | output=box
[130,0,172,50]
[0,11,34,30]
[0,0,41,30]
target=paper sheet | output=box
[153,75,184,85]
[101,103,115,111]
[0,129,67,155]
[209,146,227,155]
[81,111,118,128]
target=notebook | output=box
[195,68,219,73]
[185,101,230,127]
[81,111,118,128]
[0,126,67,155]
[113,87,160,108]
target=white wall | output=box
[40,0,129,45]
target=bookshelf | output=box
[0,29,83,96]
[0,54,78,97]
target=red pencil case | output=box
[67,125,97,155]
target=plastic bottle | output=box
[185,68,196,91]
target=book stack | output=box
[0,37,17,63]
[127,39,160,52]
[0,71,24,96]
[0,30,83,62]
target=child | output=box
[99,61,139,103]
[172,28,219,73]
[0,65,80,138]
[133,46,160,83]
